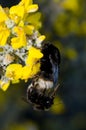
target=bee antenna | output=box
[50,84,60,97]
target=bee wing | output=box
[49,54,59,86]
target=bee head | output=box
[43,96,54,109]
[33,96,54,111]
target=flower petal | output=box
[29,47,43,58]
[27,4,38,13]
[10,5,24,18]
[0,80,10,91]
[36,35,46,47]
[26,47,43,65]
[24,25,34,35]
[11,26,26,49]
[0,25,10,46]
[19,0,33,8]
[5,64,22,80]
[0,6,8,23]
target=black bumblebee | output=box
[23,42,60,111]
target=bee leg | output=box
[43,88,47,94]
[50,84,60,97]
[32,80,35,86]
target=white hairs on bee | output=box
[37,78,54,89]
[28,78,54,90]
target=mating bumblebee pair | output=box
[23,42,61,111]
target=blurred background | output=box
[0,0,86,130]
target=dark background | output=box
[0,0,86,130]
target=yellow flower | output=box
[22,63,40,80]
[5,64,22,80]
[26,57,37,67]
[22,47,43,80]
[11,26,26,49]
[0,6,8,23]
[0,0,45,89]
[0,24,10,46]
[18,21,35,35]
[21,66,32,80]
[26,47,43,65]
[37,35,46,42]
[9,0,38,24]
[12,79,20,84]
[0,80,10,91]
[9,14,21,24]
[26,12,42,29]
[19,0,33,6]
[26,4,38,13]
[29,46,43,58]
[10,5,24,19]
[31,62,40,76]
[36,35,46,47]
[18,20,24,27]
[19,0,38,13]
[23,47,43,80]
[24,25,34,35]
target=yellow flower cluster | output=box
[5,47,43,81]
[0,0,45,91]
[0,0,45,48]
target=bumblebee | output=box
[23,42,60,111]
